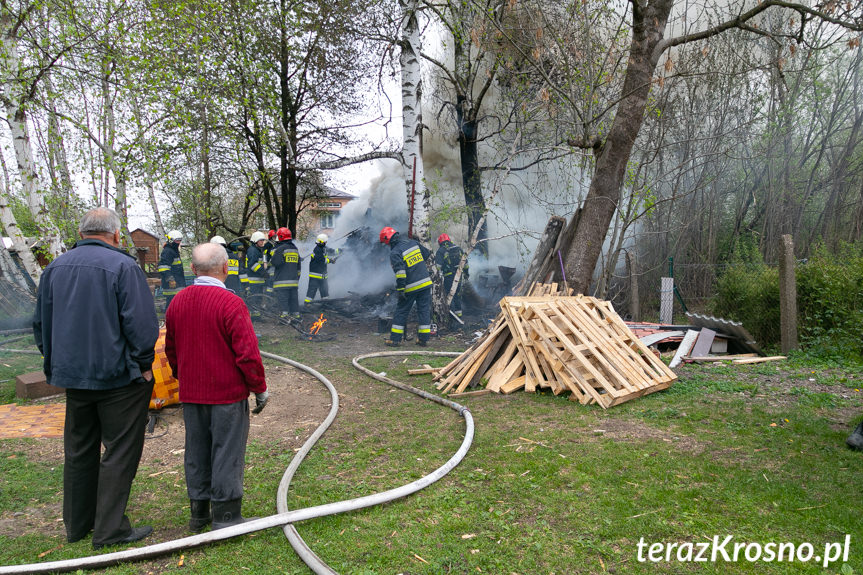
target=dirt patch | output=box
[0,362,330,540]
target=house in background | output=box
[296,186,356,239]
[130,228,161,275]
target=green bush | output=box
[710,244,863,362]
[710,263,780,346]
[796,245,863,362]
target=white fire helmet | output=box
[210,235,227,246]
[167,230,183,242]
[316,233,328,245]
[250,231,267,243]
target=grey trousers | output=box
[182,401,250,502]
[64,377,154,545]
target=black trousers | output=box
[390,288,432,344]
[183,401,250,502]
[304,277,329,302]
[275,286,299,315]
[63,378,154,545]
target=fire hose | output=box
[0,349,468,574]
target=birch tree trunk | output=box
[399,0,428,242]
[0,13,65,260]
[0,177,41,283]
[130,95,166,238]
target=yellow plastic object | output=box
[149,328,180,410]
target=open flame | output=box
[309,313,327,336]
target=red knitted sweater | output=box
[165,285,267,404]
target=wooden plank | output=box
[689,328,716,358]
[686,354,758,362]
[486,347,524,392]
[408,365,438,375]
[731,356,787,364]
[500,375,526,394]
[534,301,638,395]
[567,297,670,385]
[669,329,699,368]
[500,299,547,389]
[447,389,492,398]
[578,296,676,381]
[464,324,511,389]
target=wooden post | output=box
[514,216,565,295]
[779,234,798,353]
[626,250,640,322]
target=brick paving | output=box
[0,403,64,439]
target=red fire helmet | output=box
[437,233,451,245]
[276,227,292,241]
[379,226,397,244]
[268,229,276,239]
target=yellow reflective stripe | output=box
[158,265,170,272]
[418,327,431,334]
[391,325,404,334]
[309,272,323,279]
[248,278,266,285]
[251,262,263,272]
[403,247,423,267]
[172,258,181,265]
[405,279,432,292]
[395,271,407,279]
[273,280,299,288]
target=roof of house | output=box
[321,185,356,199]
[131,228,161,240]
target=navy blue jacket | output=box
[33,239,159,390]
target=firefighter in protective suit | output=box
[245,231,268,319]
[210,235,241,293]
[305,233,334,304]
[271,227,301,321]
[435,233,468,318]
[158,230,186,309]
[380,227,432,346]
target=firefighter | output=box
[380,227,433,347]
[245,231,269,316]
[210,235,241,293]
[435,233,468,318]
[158,230,186,309]
[305,233,334,304]
[265,230,277,295]
[271,227,302,321]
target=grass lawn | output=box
[0,328,860,574]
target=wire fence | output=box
[606,252,863,354]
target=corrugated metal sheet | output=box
[685,313,763,356]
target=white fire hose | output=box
[0,349,469,574]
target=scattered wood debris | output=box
[432,283,677,408]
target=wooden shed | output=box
[130,228,161,275]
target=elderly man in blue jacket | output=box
[33,207,159,549]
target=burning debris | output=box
[309,314,327,337]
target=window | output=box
[320,213,336,229]
[318,201,341,208]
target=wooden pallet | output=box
[436,285,676,408]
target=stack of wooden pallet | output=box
[435,284,677,408]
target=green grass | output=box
[0,337,861,574]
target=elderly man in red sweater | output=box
[165,242,269,532]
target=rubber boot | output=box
[846,421,863,451]
[189,499,211,533]
[211,498,257,530]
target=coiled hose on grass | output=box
[0,349,469,574]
